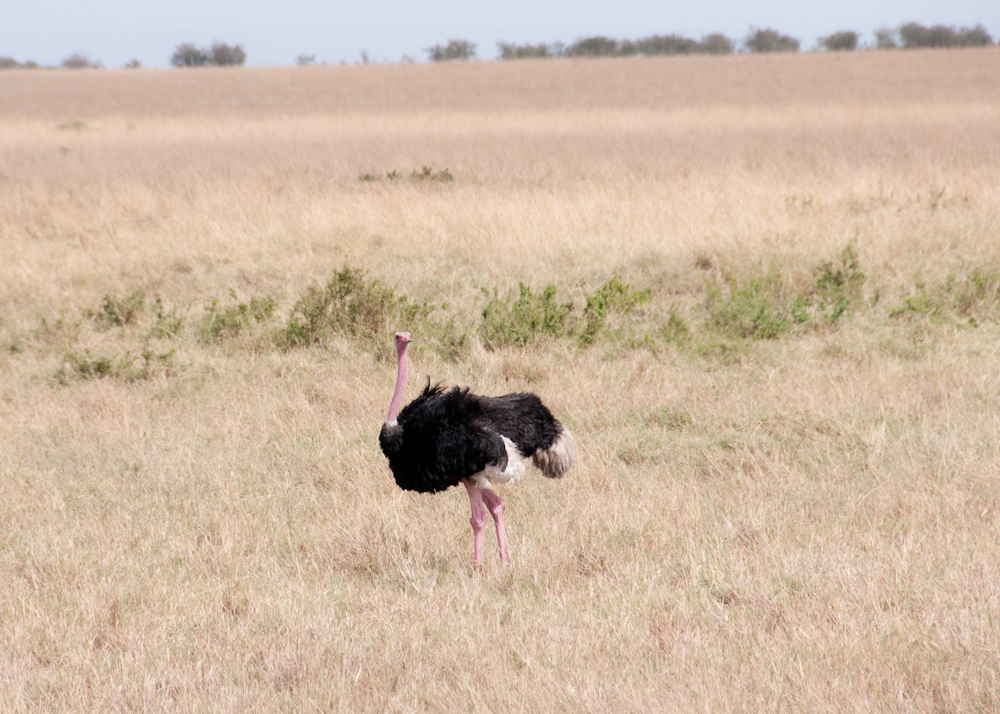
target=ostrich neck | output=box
[385,343,409,424]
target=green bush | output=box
[149,297,186,339]
[811,244,866,322]
[209,43,247,67]
[706,271,791,340]
[900,23,956,48]
[874,27,899,49]
[285,267,402,346]
[62,53,101,69]
[579,277,651,345]
[170,42,246,67]
[819,31,859,51]
[410,166,453,182]
[497,42,562,59]
[699,34,737,54]
[565,37,621,57]
[426,40,476,62]
[659,308,690,344]
[199,292,275,343]
[955,24,994,46]
[91,290,146,327]
[171,43,210,67]
[743,28,800,53]
[481,283,573,350]
[62,348,175,383]
[704,246,866,339]
[637,34,700,55]
[0,57,40,70]
[881,22,993,49]
[500,34,734,59]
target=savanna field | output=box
[1,48,1000,711]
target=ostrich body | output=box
[379,332,575,567]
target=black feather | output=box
[379,381,567,494]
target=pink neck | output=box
[386,341,409,423]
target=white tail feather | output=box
[533,428,575,479]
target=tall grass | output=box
[1,50,999,712]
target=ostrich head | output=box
[386,331,412,425]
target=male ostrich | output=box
[379,332,575,567]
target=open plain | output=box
[2,48,1000,711]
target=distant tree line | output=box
[495,33,737,60]
[0,57,41,69]
[1,54,102,69]
[425,40,478,62]
[521,32,738,58]
[1,42,246,70]
[484,21,993,62]
[874,22,993,49]
[170,42,247,67]
[0,20,994,72]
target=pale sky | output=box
[2,0,996,68]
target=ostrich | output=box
[379,332,575,567]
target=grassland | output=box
[2,48,1000,712]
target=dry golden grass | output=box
[1,49,1000,712]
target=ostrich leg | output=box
[481,488,510,564]
[463,480,488,568]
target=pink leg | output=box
[481,488,510,564]
[463,480,488,569]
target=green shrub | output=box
[426,40,476,62]
[636,34,700,55]
[62,348,175,383]
[62,53,101,69]
[819,31,859,51]
[499,34,734,59]
[285,267,401,346]
[209,42,246,67]
[579,277,651,345]
[955,24,994,46]
[876,23,992,50]
[874,27,899,48]
[171,43,210,67]
[91,290,146,327]
[704,246,866,339]
[199,291,276,343]
[743,28,800,53]
[497,42,562,59]
[149,297,186,339]
[566,37,621,57]
[811,244,865,322]
[901,23,956,48]
[359,168,453,183]
[659,308,690,344]
[1,57,41,70]
[699,34,737,54]
[481,283,573,350]
[410,166,453,182]
[706,271,791,340]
